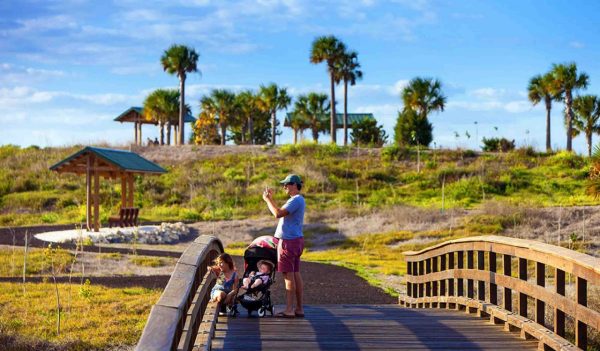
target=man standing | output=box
[262,174,305,318]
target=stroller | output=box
[230,236,278,317]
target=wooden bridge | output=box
[135,235,600,350]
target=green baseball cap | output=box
[279,174,302,185]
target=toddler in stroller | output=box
[231,236,278,317]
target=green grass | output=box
[0,247,73,276]
[0,144,594,227]
[129,256,170,267]
[0,282,161,350]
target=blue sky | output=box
[1,0,600,152]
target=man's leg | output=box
[294,271,304,315]
[282,271,296,315]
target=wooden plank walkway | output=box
[211,305,539,350]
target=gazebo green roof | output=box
[284,113,375,128]
[50,146,167,175]
[114,107,196,124]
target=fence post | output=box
[503,255,512,312]
[535,262,545,325]
[576,277,587,349]
[489,252,497,305]
[518,258,527,318]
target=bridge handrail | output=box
[400,235,600,350]
[136,235,224,351]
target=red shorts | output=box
[277,237,304,273]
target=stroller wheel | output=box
[257,307,266,317]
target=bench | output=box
[108,207,139,228]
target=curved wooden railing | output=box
[136,235,224,351]
[399,235,600,351]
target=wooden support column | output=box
[138,123,143,145]
[503,255,512,311]
[518,258,527,318]
[134,122,138,145]
[93,157,100,232]
[448,252,455,296]
[554,268,566,337]
[576,277,588,350]
[535,262,545,325]
[489,252,497,305]
[121,174,127,209]
[86,155,92,231]
[127,173,134,207]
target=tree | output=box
[257,83,291,145]
[394,108,433,147]
[161,44,200,145]
[572,95,600,157]
[209,89,237,145]
[401,77,446,119]
[143,89,180,145]
[335,50,363,146]
[310,35,347,144]
[528,73,561,152]
[193,97,220,145]
[350,118,387,147]
[294,93,330,142]
[287,111,310,144]
[234,90,257,144]
[550,62,589,151]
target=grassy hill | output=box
[0,143,593,228]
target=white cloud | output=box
[569,41,584,49]
[469,88,506,99]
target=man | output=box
[262,174,305,318]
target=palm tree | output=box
[235,90,261,144]
[528,73,561,152]
[209,89,237,145]
[294,93,330,142]
[401,77,446,120]
[257,83,291,145]
[550,62,589,152]
[161,44,200,145]
[335,50,363,146]
[287,111,309,144]
[310,35,347,144]
[143,89,180,145]
[572,95,600,157]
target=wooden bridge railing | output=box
[399,235,600,351]
[136,235,224,351]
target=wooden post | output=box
[503,255,512,311]
[407,260,412,298]
[576,277,588,350]
[535,262,545,325]
[93,157,100,232]
[489,252,497,305]
[425,258,431,297]
[518,258,527,318]
[477,251,485,301]
[457,251,464,297]
[418,261,424,300]
[467,251,474,298]
[554,268,565,337]
[134,121,138,145]
[86,155,92,231]
[412,262,418,299]
[128,173,134,207]
[448,252,455,296]
[138,122,143,146]
[121,175,127,209]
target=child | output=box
[242,260,274,290]
[209,253,238,313]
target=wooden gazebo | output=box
[49,147,167,232]
[114,107,197,145]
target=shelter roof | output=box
[114,106,196,124]
[49,146,167,176]
[284,113,375,128]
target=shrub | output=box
[481,137,515,152]
[381,145,410,161]
[350,118,388,147]
[394,108,433,147]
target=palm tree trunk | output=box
[271,111,277,145]
[545,97,552,152]
[159,122,165,145]
[293,129,298,144]
[587,132,592,157]
[179,76,186,145]
[220,123,226,145]
[174,125,179,145]
[312,127,319,142]
[249,117,254,145]
[330,72,336,144]
[166,122,172,146]
[566,91,573,152]
[343,79,348,146]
